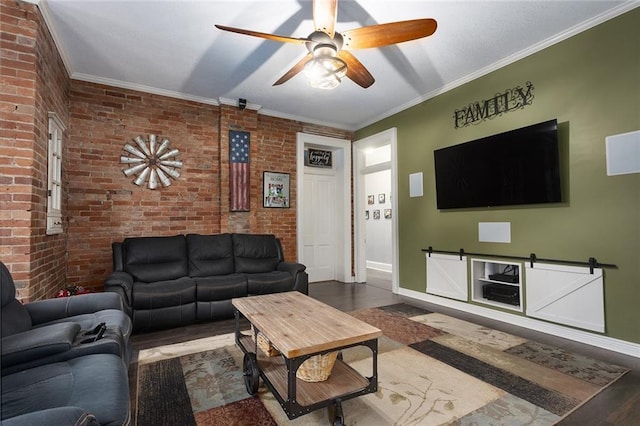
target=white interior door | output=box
[296,132,352,283]
[303,173,336,282]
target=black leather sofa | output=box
[105,233,308,332]
[1,261,131,425]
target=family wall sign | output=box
[453,81,534,128]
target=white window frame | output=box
[47,112,65,235]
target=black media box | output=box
[482,283,520,306]
[488,273,519,283]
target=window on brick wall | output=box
[47,112,65,235]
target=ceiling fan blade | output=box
[313,0,338,38]
[338,51,375,88]
[215,24,308,45]
[273,53,313,86]
[342,18,437,49]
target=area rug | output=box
[134,304,628,425]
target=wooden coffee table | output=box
[232,291,382,425]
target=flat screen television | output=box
[434,119,561,209]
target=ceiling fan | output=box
[215,0,437,89]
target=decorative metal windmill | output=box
[120,135,182,189]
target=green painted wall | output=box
[356,9,640,344]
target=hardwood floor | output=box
[364,268,392,291]
[131,281,639,425]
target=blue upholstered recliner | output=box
[0,261,132,425]
[1,354,131,425]
[0,261,132,375]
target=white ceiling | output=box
[39,0,637,130]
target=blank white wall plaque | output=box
[409,172,423,197]
[606,130,640,176]
[479,222,511,243]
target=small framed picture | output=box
[373,210,380,220]
[367,195,374,205]
[365,210,369,220]
[263,171,290,208]
[384,209,392,219]
[378,193,386,204]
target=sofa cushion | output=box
[132,277,196,310]
[187,233,235,277]
[1,263,33,336]
[196,300,234,321]
[232,234,280,273]
[194,274,247,301]
[1,262,17,307]
[1,354,129,425]
[133,305,196,332]
[246,271,294,295]
[1,300,33,337]
[123,235,188,282]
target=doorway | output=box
[302,172,336,281]
[353,128,399,292]
[296,133,352,283]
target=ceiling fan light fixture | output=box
[216,2,436,90]
[304,45,347,90]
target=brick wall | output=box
[67,83,352,290]
[67,81,221,288]
[2,3,353,298]
[0,1,69,301]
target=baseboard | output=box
[366,261,392,272]
[398,288,640,359]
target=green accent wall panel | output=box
[356,9,640,344]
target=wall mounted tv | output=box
[434,119,561,209]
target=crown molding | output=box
[258,108,355,131]
[357,2,640,130]
[72,73,220,106]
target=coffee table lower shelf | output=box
[236,333,378,423]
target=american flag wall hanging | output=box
[229,130,250,211]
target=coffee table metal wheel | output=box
[243,352,260,395]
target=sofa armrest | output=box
[293,271,309,294]
[1,322,81,369]
[25,293,125,326]
[278,262,309,294]
[104,271,134,311]
[277,261,305,275]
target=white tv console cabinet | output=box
[425,253,605,333]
